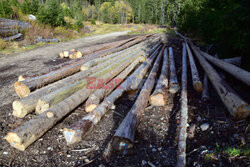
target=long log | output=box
[14,34,152,98]
[200,51,250,86]
[13,39,160,118]
[149,46,168,106]
[112,45,162,152]
[4,43,161,151]
[169,47,180,93]
[186,43,203,92]
[223,57,241,66]
[35,49,145,114]
[176,43,188,167]
[84,42,162,112]
[189,42,250,119]
[63,44,162,145]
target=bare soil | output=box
[0,32,249,167]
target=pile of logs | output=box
[4,31,249,166]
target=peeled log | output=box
[63,43,161,145]
[36,49,144,114]
[186,43,203,92]
[149,45,168,106]
[189,42,250,119]
[112,46,162,152]
[14,35,152,98]
[169,47,180,94]
[176,43,188,167]
[200,51,250,87]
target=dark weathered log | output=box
[35,49,144,114]
[63,44,161,145]
[14,34,152,98]
[176,43,188,167]
[169,47,180,93]
[200,51,250,86]
[189,42,250,119]
[3,33,22,41]
[149,45,168,106]
[111,46,162,152]
[186,43,203,92]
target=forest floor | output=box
[0,32,249,167]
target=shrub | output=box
[0,0,14,18]
[37,0,66,27]
[0,39,8,50]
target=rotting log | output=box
[14,34,153,98]
[169,47,180,94]
[84,42,162,112]
[149,45,168,106]
[63,44,161,145]
[35,49,144,114]
[111,46,162,152]
[200,51,250,87]
[189,42,250,119]
[176,43,188,167]
[186,43,203,92]
[13,39,160,118]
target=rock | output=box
[141,160,147,166]
[152,148,157,152]
[67,155,71,158]
[3,152,8,155]
[200,123,209,131]
[29,15,36,20]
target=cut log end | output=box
[59,52,64,59]
[80,65,89,71]
[13,101,26,118]
[35,100,49,115]
[63,51,69,57]
[112,136,134,152]
[46,112,54,118]
[85,104,97,112]
[14,81,30,98]
[150,93,166,106]
[4,132,25,151]
[236,104,250,120]
[194,82,203,93]
[63,128,80,145]
[18,75,25,81]
[169,83,180,94]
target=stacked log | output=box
[169,47,180,94]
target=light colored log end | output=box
[80,65,89,71]
[4,132,26,151]
[46,112,54,118]
[112,136,134,152]
[139,56,146,62]
[63,128,80,145]
[85,104,97,112]
[35,99,50,115]
[169,83,180,94]
[74,51,82,59]
[63,51,69,57]
[59,52,64,59]
[194,82,203,93]
[18,75,25,81]
[13,100,27,118]
[70,49,75,52]
[14,81,30,98]
[150,93,166,106]
[236,104,250,120]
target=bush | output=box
[0,39,8,50]
[37,0,66,27]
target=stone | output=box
[200,123,209,131]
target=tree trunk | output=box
[189,42,250,119]
[149,45,168,106]
[112,45,162,152]
[186,43,203,92]
[62,43,161,145]
[14,35,151,98]
[176,43,188,167]
[200,51,250,86]
[35,49,144,114]
[169,47,180,93]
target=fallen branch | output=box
[169,47,180,93]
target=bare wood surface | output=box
[169,47,180,93]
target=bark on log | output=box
[186,43,203,92]
[189,42,250,119]
[149,45,168,106]
[112,46,162,152]
[200,51,250,86]
[84,42,162,112]
[169,47,180,93]
[35,49,144,114]
[63,44,161,145]
[176,43,188,167]
[14,34,152,98]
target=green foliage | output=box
[90,19,96,25]
[20,0,40,15]
[37,0,66,27]
[223,147,241,156]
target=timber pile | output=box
[4,31,250,166]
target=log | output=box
[223,57,241,66]
[169,47,180,94]
[200,51,250,86]
[176,43,188,167]
[84,42,162,112]
[112,46,162,152]
[201,74,209,102]
[35,49,144,114]
[36,38,59,43]
[3,33,22,41]
[13,39,160,118]
[14,34,152,98]
[69,51,82,59]
[149,45,168,106]
[189,42,250,119]
[63,43,161,145]
[186,43,203,92]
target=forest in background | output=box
[0,0,249,68]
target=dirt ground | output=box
[0,32,249,167]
